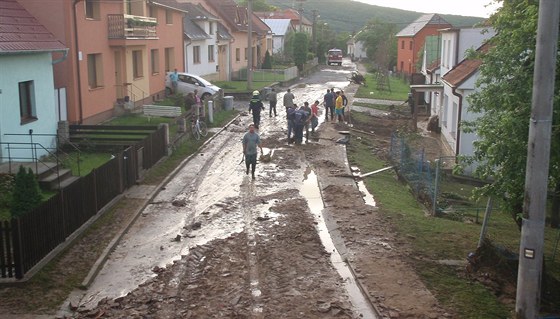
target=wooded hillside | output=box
[255,0,484,33]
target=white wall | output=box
[0,54,58,162]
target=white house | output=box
[347,37,367,61]
[0,0,67,163]
[181,3,223,79]
[262,18,293,55]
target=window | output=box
[193,46,201,64]
[164,47,174,72]
[451,102,458,136]
[401,40,404,49]
[400,61,404,72]
[151,49,159,74]
[85,0,100,19]
[442,41,447,67]
[87,53,103,88]
[244,48,248,61]
[409,41,413,50]
[236,48,240,62]
[209,22,214,35]
[442,95,449,128]
[208,45,215,62]
[446,40,451,67]
[19,80,36,122]
[166,9,173,24]
[148,6,157,18]
[132,50,143,78]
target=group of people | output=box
[243,86,349,180]
[285,100,319,145]
[322,88,348,123]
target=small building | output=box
[262,18,294,55]
[396,14,452,75]
[0,0,67,162]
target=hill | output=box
[262,0,484,33]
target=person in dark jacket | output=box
[249,90,265,129]
[323,89,334,121]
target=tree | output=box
[293,32,309,71]
[262,50,272,69]
[356,20,397,71]
[10,166,42,218]
[462,0,560,227]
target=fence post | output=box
[207,100,214,124]
[432,158,441,216]
[11,219,24,279]
[159,123,170,156]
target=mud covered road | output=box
[65,60,450,319]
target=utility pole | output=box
[312,9,318,54]
[296,0,305,32]
[247,0,253,90]
[516,1,559,318]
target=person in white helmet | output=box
[248,90,265,129]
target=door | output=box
[114,50,124,99]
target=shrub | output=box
[262,50,272,69]
[11,166,42,218]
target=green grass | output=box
[346,111,560,317]
[62,152,112,176]
[105,113,179,139]
[355,74,410,101]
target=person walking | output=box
[310,100,320,134]
[248,90,265,129]
[170,68,179,95]
[286,104,296,144]
[283,88,295,111]
[335,91,344,123]
[184,92,196,112]
[323,89,334,121]
[341,90,348,120]
[301,101,313,142]
[242,123,263,180]
[267,88,277,116]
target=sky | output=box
[351,0,502,18]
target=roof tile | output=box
[0,0,66,52]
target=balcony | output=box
[108,14,157,39]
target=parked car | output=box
[165,72,220,100]
[327,48,343,66]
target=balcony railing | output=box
[108,14,157,39]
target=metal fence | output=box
[0,125,167,279]
[389,132,485,218]
[232,66,299,82]
[389,132,436,209]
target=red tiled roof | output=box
[205,0,269,36]
[254,8,312,25]
[0,0,66,53]
[426,58,441,73]
[205,0,247,33]
[442,43,489,87]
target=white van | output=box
[327,48,343,66]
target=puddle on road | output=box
[300,170,378,319]
[357,180,376,207]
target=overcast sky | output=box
[351,0,502,18]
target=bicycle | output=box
[191,115,208,140]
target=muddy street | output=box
[61,60,390,318]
